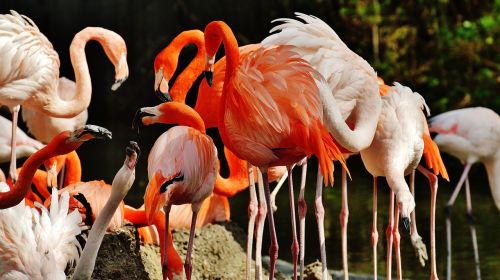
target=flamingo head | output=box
[103,31,128,91]
[45,125,111,156]
[144,170,184,224]
[125,141,140,170]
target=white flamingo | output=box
[429,107,500,280]
[0,115,44,164]
[262,12,382,278]
[0,10,128,182]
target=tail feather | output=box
[423,134,449,181]
[316,122,348,186]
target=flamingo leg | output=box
[162,204,172,280]
[315,166,328,279]
[386,190,395,280]
[372,177,378,280]
[446,163,471,280]
[247,163,257,280]
[409,170,428,268]
[287,166,299,280]
[393,201,402,280]
[261,168,279,280]
[416,165,439,280]
[9,105,20,182]
[184,208,199,280]
[255,170,266,280]
[297,160,308,280]
[464,178,481,280]
[340,167,349,280]
[270,170,288,212]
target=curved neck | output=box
[484,154,500,210]
[148,102,206,133]
[214,147,249,197]
[0,133,80,209]
[160,30,205,103]
[64,151,82,185]
[45,28,116,117]
[319,75,381,152]
[71,164,134,280]
[204,21,240,130]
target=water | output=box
[73,132,499,279]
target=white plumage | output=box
[0,115,44,163]
[0,183,83,280]
[262,12,381,152]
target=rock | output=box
[303,261,333,280]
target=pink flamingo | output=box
[0,11,128,182]
[202,20,347,279]
[429,107,500,280]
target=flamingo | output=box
[0,115,44,164]
[70,141,139,280]
[153,29,288,279]
[138,102,218,280]
[429,107,500,280]
[0,125,112,279]
[0,125,112,209]
[202,20,347,279]
[360,82,448,280]
[0,10,128,182]
[21,77,88,144]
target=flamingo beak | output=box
[125,141,140,169]
[154,69,172,102]
[144,172,168,225]
[111,54,129,91]
[68,125,112,142]
[203,54,215,87]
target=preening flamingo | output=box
[0,115,44,164]
[429,107,500,280]
[138,102,218,280]
[202,20,346,279]
[152,29,288,279]
[0,185,83,280]
[22,77,88,144]
[71,141,139,280]
[360,82,448,280]
[0,125,112,209]
[0,10,127,182]
[262,13,383,278]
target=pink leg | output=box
[464,178,481,280]
[287,166,299,280]
[372,177,378,280]
[162,204,172,280]
[184,208,199,280]
[386,190,395,280]
[315,166,328,279]
[409,171,428,268]
[417,165,440,280]
[340,167,349,280]
[247,163,258,280]
[261,169,279,280]
[255,170,266,280]
[393,202,402,280]
[297,160,308,280]
[445,163,471,280]
[9,105,20,182]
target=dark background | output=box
[1,1,498,279]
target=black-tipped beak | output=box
[132,109,155,134]
[154,90,172,103]
[204,70,213,87]
[70,125,112,142]
[111,75,128,91]
[402,217,411,233]
[125,141,140,169]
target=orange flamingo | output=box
[153,30,289,279]
[139,101,218,280]
[201,21,346,279]
[0,125,111,209]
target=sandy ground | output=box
[72,222,377,280]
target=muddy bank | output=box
[79,222,382,279]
